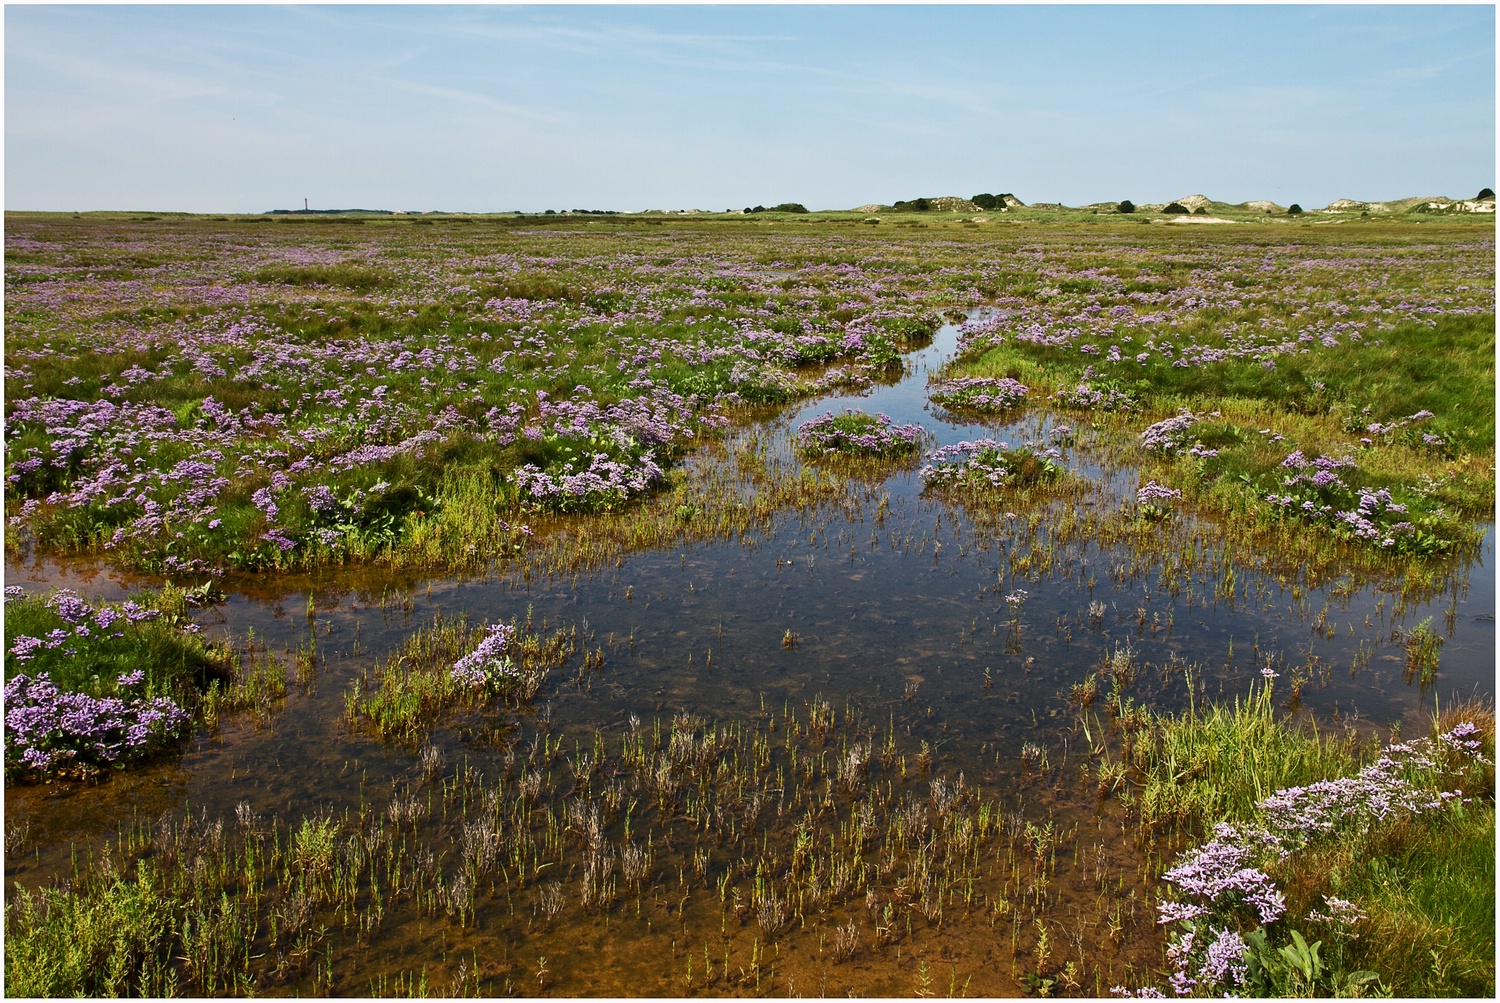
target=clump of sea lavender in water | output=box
[928,376,1029,413]
[919,440,1061,491]
[450,623,520,690]
[794,409,925,458]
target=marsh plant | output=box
[8,218,1486,578]
[344,613,575,740]
[7,695,1162,996]
[1096,680,1495,998]
[927,376,1030,414]
[1,584,265,779]
[794,409,925,458]
[920,440,1062,492]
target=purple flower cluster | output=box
[8,588,148,664]
[1141,719,1488,996]
[450,622,519,690]
[1158,822,1289,926]
[795,410,925,458]
[514,448,665,513]
[928,376,1029,413]
[1051,380,1137,413]
[1139,409,1201,454]
[1262,450,1434,552]
[1257,724,1483,838]
[1363,408,1436,439]
[1307,895,1367,930]
[919,439,1045,490]
[5,672,190,776]
[1137,480,1183,505]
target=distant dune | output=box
[844,190,1496,216]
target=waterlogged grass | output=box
[5,698,1164,996]
[794,409,926,459]
[1092,684,1495,997]
[344,612,576,740]
[440,430,863,579]
[921,440,1066,495]
[1096,676,1371,831]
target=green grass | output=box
[6,863,191,997]
[1096,686,1495,997]
[1106,679,1370,831]
[344,613,575,740]
[2,585,229,701]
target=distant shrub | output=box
[893,197,931,212]
[1162,202,1190,214]
[972,193,999,210]
[1194,207,1209,215]
[1117,200,1135,214]
[1477,188,1495,200]
[744,203,808,214]
[1287,204,1304,215]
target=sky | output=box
[5,4,1495,213]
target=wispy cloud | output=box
[377,79,562,124]
[8,44,230,107]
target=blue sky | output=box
[5,5,1494,212]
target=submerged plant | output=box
[1402,617,1443,684]
[346,615,573,739]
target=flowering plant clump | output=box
[1137,480,1183,505]
[1128,716,1490,997]
[928,376,1029,414]
[450,623,520,691]
[1137,479,1184,520]
[4,672,191,777]
[1260,449,1452,555]
[1051,378,1138,413]
[1140,409,1202,454]
[3,585,224,778]
[513,439,665,514]
[920,440,1061,491]
[1342,406,1446,451]
[794,410,925,458]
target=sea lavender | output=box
[450,623,520,690]
[1137,717,1489,996]
[5,672,190,776]
[928,376,1029,413]
[794,410,925,458]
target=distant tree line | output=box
[744,203,809,214]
